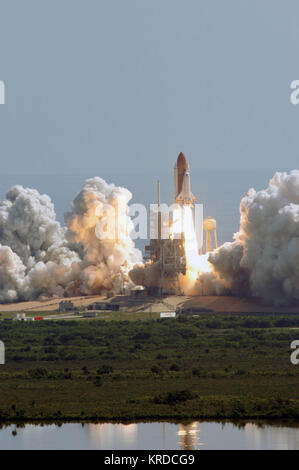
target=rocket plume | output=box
[181,206,212,288]
[169,204,212,293]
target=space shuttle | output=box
[174,152,196,205]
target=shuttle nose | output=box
[177,152,188,168]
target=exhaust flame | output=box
[171,205,213,290]
[183,207,213,280]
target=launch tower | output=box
[145,179,186,295]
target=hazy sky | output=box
[0,0,299,175]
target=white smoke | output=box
[0,179,142,302]
[204,170,299,306]
[65,177,142,295]
[0,185,80,302]
[2,170,299,306]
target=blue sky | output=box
[0,0,298,176]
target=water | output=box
[0,421,299,450]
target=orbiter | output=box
[174,152,196,205]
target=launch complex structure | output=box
[145,153,218,295]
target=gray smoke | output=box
[129,262,161,289]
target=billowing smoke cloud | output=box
[0,185,80,302]
[0,178,141,302]
[2,170,299,306]
[129,262,161,290]
[65,177,142,295]
[204,170,299,306]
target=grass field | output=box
[0,312,299,421]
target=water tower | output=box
[203,216,218,253]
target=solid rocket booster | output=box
[174,152,196,205]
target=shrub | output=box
[133,332,152,341]
[154,389,196,405]
[151,366,162,374]
[28,368,49,379]
[192,368,203,377]
[156,354,167,360]
[94,376,102,387]
[97,365,113,375]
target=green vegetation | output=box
[0,312,299,421]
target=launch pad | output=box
[146,237,186,295]
[1,294,299,316]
